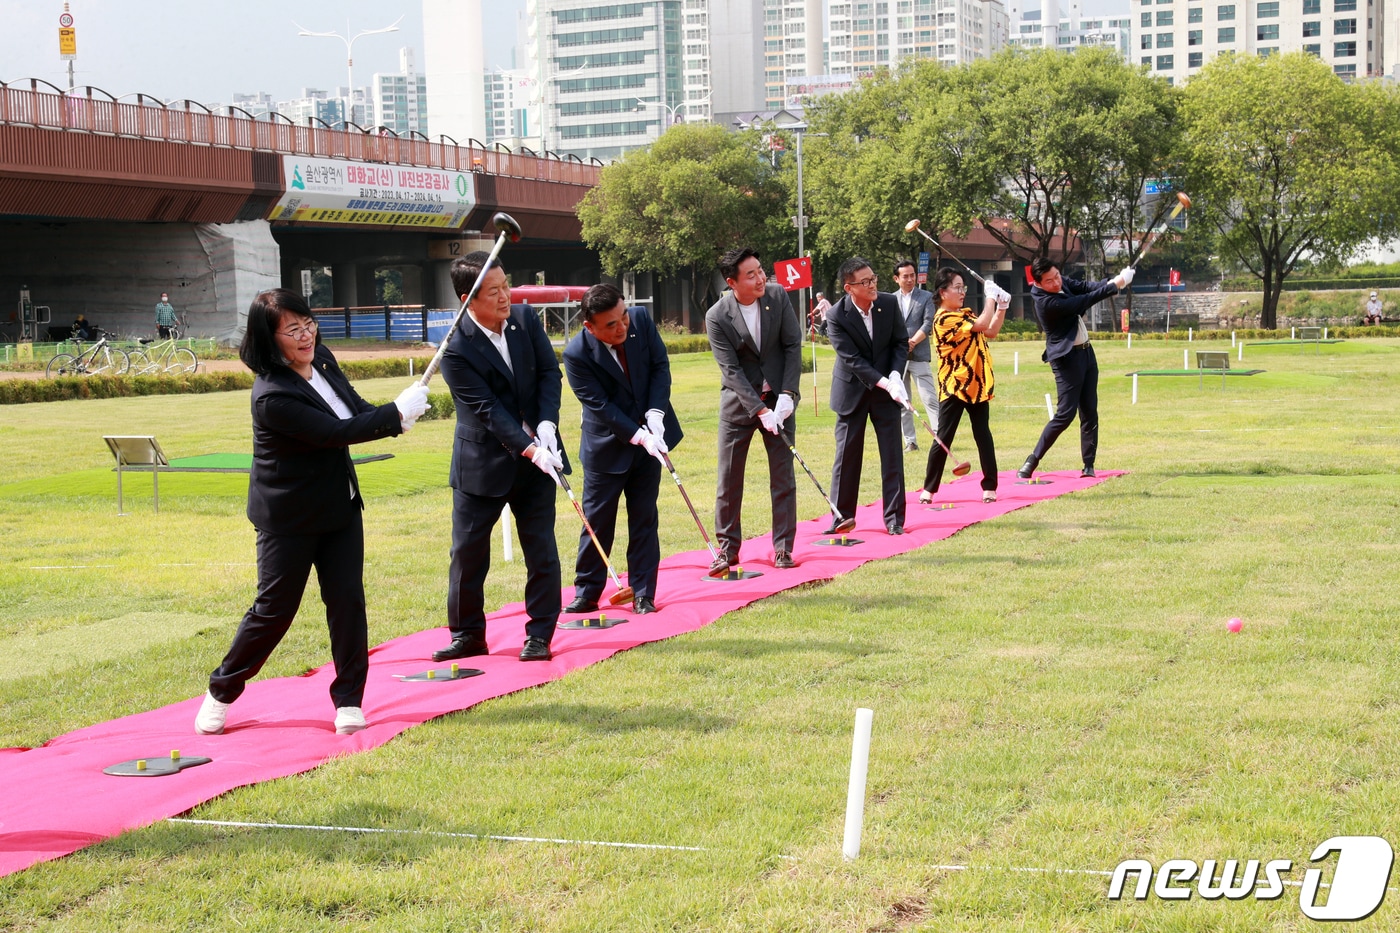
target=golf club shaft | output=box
[903,400,968,469]
[1129,202,1187,271]
[909,226,986,285]
[558,471,627,591]
[788,443,844,520]
[661,453,720,560]
[417,228,513,386]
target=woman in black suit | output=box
[195,289,429,736]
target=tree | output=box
[1181,53,1400,328]
[577,123,789,316]
[803,48,1183,291]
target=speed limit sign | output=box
[59,12,73,26]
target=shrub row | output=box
[0,372,255,405]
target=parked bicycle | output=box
[127,325,198,376]
[45,328,130,377]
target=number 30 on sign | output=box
[773,257,812,292]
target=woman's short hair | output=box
[932,267,963,303]
[240,288,318,375]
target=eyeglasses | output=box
[277,321,318,340]
[946,284,968,292]
[850,276,878,288]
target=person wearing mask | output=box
[155,293,178,338]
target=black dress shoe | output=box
[1016,455,1039,479]
[774,551,796,569]
[886,524,904,536]
[1081,466,1096,478]
[519,637,552,661]
[564,595,599,613]
[707,553,734,577]
[432,636,489,662]
[633,597,657,614]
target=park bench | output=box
[1196,350,1230,389]
[1298,326,1323,353]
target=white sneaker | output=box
[194,691,231,735]
[334,707,366,735]
[983,490,997,503]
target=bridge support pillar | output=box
[331,263,359,308]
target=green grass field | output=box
[2,336,1399,931]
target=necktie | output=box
[616,346,630,382]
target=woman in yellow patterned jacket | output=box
[918,267,1008,505]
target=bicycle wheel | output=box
[126,350,152,375]
[88,347,129,376]
[165,347,198,375]
[46,354,79,377]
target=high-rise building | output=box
[267,87,370,126]
[828,0,1011,76]
[763,0,826,108]
[485,69,539,145]
[529,0,685,161]
[1130,0,1382,85]
[1009,0,1132,55]
[423,0,488,143]
[373,48,429,136]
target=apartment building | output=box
[1010,0,1133,55]
[373,48,429,136]
[828,0,1011,75]
[1130,0,1382,84]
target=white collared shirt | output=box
[899,288,913,317]
[738,299,761,348]
[468,309,513,373]
[853,298,875,339]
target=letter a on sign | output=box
[774,257,812,292]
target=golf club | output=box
[905,219,986,285]
[556,468,635,606]
[1129,192,1191,270]
[900,399,971,476]
[789,443,856,533]
[660,452,729,578]
[417,212,523,386]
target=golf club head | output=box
[904,219,922,233]
[607,587,635,606]
[491,211,523,243]
[705,562,731,579]
[952,461,972,477]
[833,515,857,533]
[1176,192,1191,210]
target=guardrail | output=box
[0,79,602,187]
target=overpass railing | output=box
[0,80,602,187]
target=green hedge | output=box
[0,372,255,405]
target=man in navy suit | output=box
[825,257,910,534]
[561,284,681,615]
[434,250,570,663]
[1017,257,1133,480]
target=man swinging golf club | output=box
[1017,257,1134,480]
[434,250,569,663]
[705,246,805,574]
[562,284,681,615]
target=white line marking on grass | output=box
[28,563,254,570]
[168,818,709,853]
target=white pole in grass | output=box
[1188,327,1193,342]
[1231,331,1236,347]
[1044,393,1054,418]
[842,707,874,860]
[1291,326,1296,339]
[1323,327,1328,340]
[1238,342,1244,362]
[1184,348,1189,371]
[409,358,414,377]
[502,505,514,562]
[1132,373,1138,405]
[1127,333,1132,349]
[1014,351,1019,375]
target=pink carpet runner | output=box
[0,470,1119,876]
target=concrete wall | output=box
[0,219,279,344]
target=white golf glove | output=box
[394,383,430,430]
[986,283,1011,306]
[878,371,909,406]
[644,410,669,453]
[774,393,795,425]
[757,408,782,435]
[1114,267,1136,290]
[535,420,560,457]
[529,445,564,486]
[630,427,668,465]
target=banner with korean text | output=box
[269,157,476,228]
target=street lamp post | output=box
[294,16,403,124]
[635,98,685,128]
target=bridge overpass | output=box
[0,80,606,342]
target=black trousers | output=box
[448,460,560,643]
[714,408,797,557]
[923,397,998,494]
[831,392,906,529]
[209,511,368,709]
[1032,343,1099,468]
[573,448,662,602]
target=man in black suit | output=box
[705,246,804,574]
[434,250,569,663]
[561,284,681,615]
[1017,257,1133,480]
[825,257,910,534]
